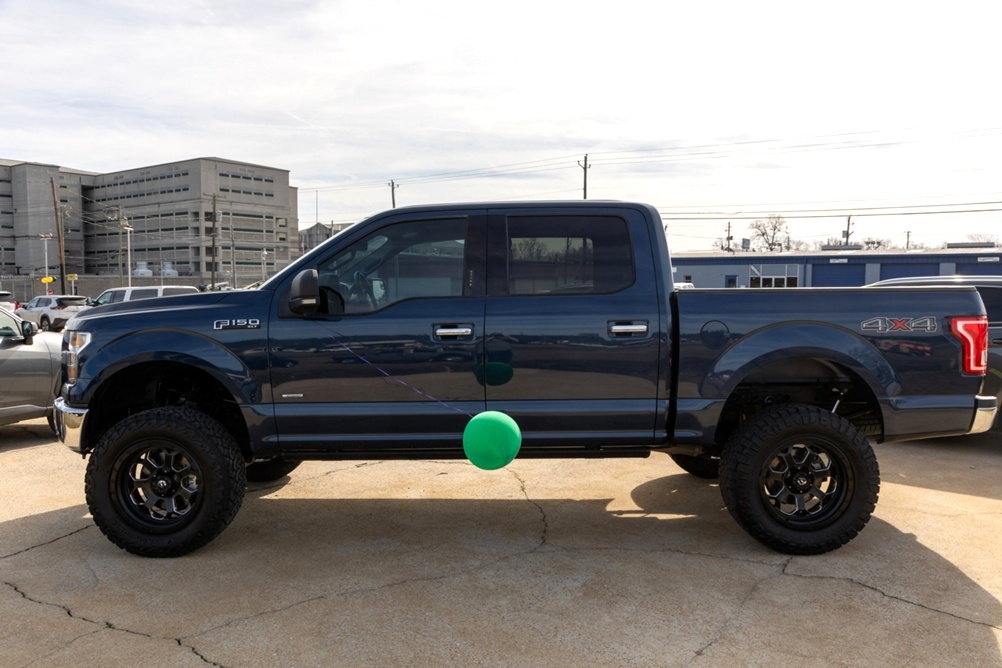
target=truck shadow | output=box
[2,470,1000,666]
[874,432,1002,500]
[0,420,58,453]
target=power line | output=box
[659,206,1002,221]
[296,126,1002,195]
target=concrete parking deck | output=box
[2,417,1001,667]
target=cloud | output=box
[4,0,1002,249]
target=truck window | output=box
[315,218,468,313]
[129,288,159,300]
[505,216,633,295]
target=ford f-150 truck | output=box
[54,201,997,558]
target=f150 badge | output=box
[861,316,937,333]
[214,318,261,330]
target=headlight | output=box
[62,331,91,386]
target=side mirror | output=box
[289,268,320,315]
[21,319,37,345]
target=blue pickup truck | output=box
[55,201,996,557]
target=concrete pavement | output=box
[2,417,1001,667]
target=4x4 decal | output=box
[861,316,938,333]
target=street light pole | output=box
[123,222,134,287]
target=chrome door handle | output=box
[435,326,473,337]
[609,323,648,335]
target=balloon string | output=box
[311,321,475,418]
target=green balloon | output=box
[463,411,522,470]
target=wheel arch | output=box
[711,354,884,448]
[80,359,253,462]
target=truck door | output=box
[0,309,55,421]
[483,207,663,450]
[269,210,487,455]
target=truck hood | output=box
[69,289,272,327]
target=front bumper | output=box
[971,395,999,434]
[54,397,88,453]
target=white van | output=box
[92,285,200,306]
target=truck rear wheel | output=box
[85,407,246,557]
[719,403,879,555]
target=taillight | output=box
[950,316,988,375]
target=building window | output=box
[749,264,799,288]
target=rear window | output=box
[129,288,159,300]
[163,287,198,296]
[56,297,88,307]
[505,215,634,295]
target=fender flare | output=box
[82,328,264,405]
[701,323,900,401]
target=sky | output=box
[4,0,1002,252]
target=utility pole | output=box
[106,206,125,283]
[388,180,398,208]
[844,216,853,244]
[50,178,67,294]
[724,221,734,252]
[39,233,52,294]
[905,230,911,250]
[211,193,218,290]
[577,154,591,199]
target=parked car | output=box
[869,275,1002,432]
[91,285,200,306]
[0,290,19,311]
[16,294,90,331]
[0,306,61,428]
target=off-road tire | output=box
[85,407,246,557]
[245,457,302,482]
[719,403,879,555]
[669,453,720,479]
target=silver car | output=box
[16,294,90,331]
[0,306,61,428]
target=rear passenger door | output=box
[483,206,663,449]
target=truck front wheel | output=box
[719,403,879,555]
[85,407,246,557]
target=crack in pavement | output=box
[688,562,789,664]
[0,526,93,560]
[683,554,1002,665]
[780,562,1002,631]
[3,581,226,667]
[507,468,550,547]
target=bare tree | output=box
[968,233,998,245]
[749,215,788,251]
[714,237,736,253]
